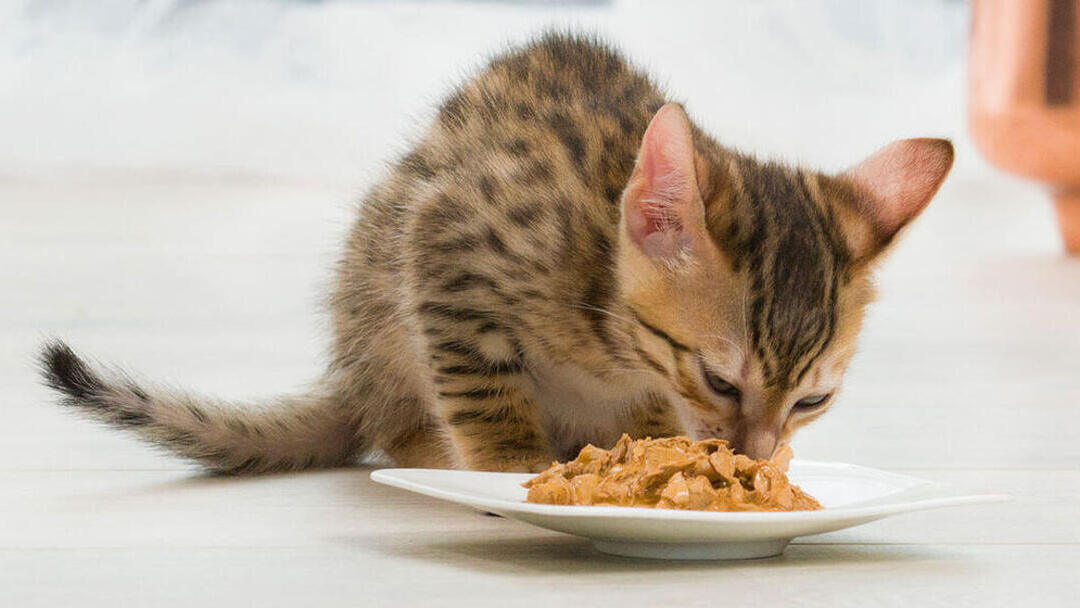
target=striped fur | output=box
[711,160,851,389]
[39,33,951,471]
[39,342,360,474]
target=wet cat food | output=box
[523,435,821,512]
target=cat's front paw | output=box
[469,454,554,473]
[517,457,557,474]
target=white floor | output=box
[2,170,1078,606]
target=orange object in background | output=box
[969,0,1080,253]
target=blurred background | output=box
[4,0,977,183]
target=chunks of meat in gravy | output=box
[523,435,822,512]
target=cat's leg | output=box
[382,420,455,469]
[625,391,685,439]
[424,328,553,472]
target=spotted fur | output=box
[39,33,952,472]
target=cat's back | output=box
[373,32,667,223]
[432,32,666,204]
[445,32,663,136]
[328,34,671,436]
[333,34,668,360]
[340,33,667,283]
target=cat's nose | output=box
[740,429,778,460]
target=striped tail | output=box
[38,340,362,474]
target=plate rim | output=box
[370,462,1013,522]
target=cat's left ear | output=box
[621,103,707,261]
[844,138,954,253]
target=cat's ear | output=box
[621,103,706,260]
[844,138,954,252]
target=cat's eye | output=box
[793,393,831,411]
[702,366,740,399]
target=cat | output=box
[39,33,953,474]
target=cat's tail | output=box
[37,340,363,474]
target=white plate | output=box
[371,461,1010,560]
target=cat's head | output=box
[617,104,953,459]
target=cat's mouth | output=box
[688,422,734,444]
[688,423,790,461]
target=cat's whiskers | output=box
[566,302,636,326]
[741,286,752,363]
[565,302,644,354]
[700,333,748,372]
[593,367,656,380]
[703,333,746,355]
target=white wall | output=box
[1,0,978,185]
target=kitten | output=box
[40,33,952,474]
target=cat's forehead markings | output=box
[711,158,849,389]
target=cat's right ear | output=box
[621,104,707,261]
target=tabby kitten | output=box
[40,34,952,474]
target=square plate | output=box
[371,462,1010,560]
